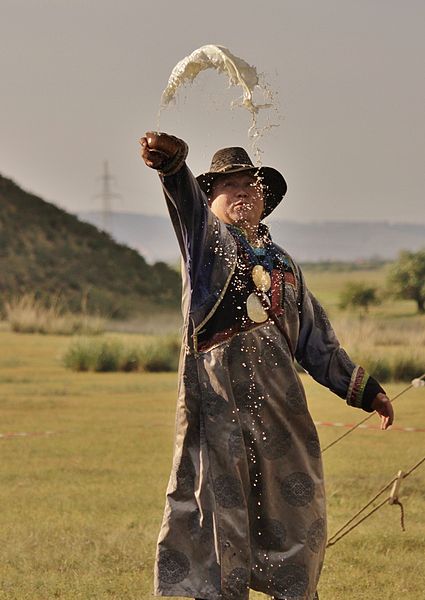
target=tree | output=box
[387,249,425,313]
[339,282,380,313]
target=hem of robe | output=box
[154,586,319,600]
[154,588,318,600]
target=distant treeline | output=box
[300,259,389,272]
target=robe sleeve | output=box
[159,163,236,318]
[161,164,210,276]
[295,268,385,412]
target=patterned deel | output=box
[154,164,367,600]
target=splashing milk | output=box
[159,44,279,163]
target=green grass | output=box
[303,265,416,318]
[0,329,424,599]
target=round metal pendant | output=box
[247,292,269,323]
[252,265,271,292]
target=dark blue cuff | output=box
[362,377,386,412]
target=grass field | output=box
[0,328,424,600]
[302,265,414,318]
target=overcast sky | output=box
[1,0,424,224]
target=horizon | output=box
[79,207,425,228]
[2,168,424,228]
[2,166,423,266]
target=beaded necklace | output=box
[227,224,289,271]
[227,224,277,323]
[226,224,295,355]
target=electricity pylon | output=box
[95,161,121,234]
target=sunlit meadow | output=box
[1,267,424,599]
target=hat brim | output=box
[196,165,287,219]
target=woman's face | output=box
[209,172,264,229]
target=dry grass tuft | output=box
[4,294,105,335]
[334,315,425,382]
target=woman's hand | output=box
[371,392,394,430]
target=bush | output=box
[93,339,124,372]
[63,338,125,372]
[63,336,180,373]
[120,346,142,372]
[387,249,425,313]
[62,338,99,371]
[138,337,180,372]
[339,282,380,313]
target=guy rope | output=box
[326,456,425,547]
[323,373,425,547]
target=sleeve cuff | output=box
[158,140,189,176]
[361,376,386,412]
[346,367,385,412]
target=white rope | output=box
[326,455,425,547]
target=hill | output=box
[0,175,181,317]
[79,211,425,264]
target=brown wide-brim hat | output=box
[196,146,287,219]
